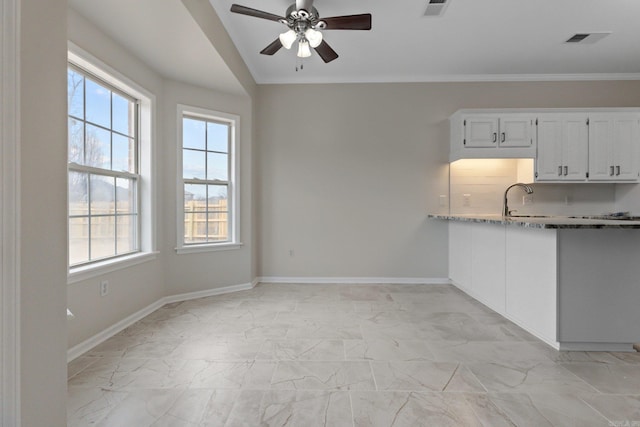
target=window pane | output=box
[90,216,115,260]
[183,118,206,150]
[85,78,111,128]
[69,217,89,265]
[207,211,228,242]
[207,122,228,153]
[184,184,207,210]
[112,93,133,136]
[184,213,207,244]
[69,171,89,216]
[90,175,115,215]
[67,69,84,119]
[183,149,206,180]
[116,178,135,213]
[207,152,228,181]
[68,118,84,164]
[207,185,228,212]
[113,134,134,172]
[85,124,111,169]
[116,214,137,254]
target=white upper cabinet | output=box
[536,114,588,182]
[450,111,536,160]
[450,108,640,183]
[588,114,640,181]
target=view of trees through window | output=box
[67,66,139,266]
[182,116,230,244]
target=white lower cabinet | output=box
[471,224,506,313]
[505,227,557,344]
[448,220,640,350]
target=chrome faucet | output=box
[503,183,534,217]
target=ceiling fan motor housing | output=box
[283,4,326,31]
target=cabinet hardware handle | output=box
[492,133,497,143]
[501,132,506,143]
[558,166,563,176]
[617,165,621,176]
[610,166,615,176]
[564,166,569,176]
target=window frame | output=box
[68,43,157,284]
[176,104,241,254]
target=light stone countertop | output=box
[428,214,640,229]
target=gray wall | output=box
[256,81,640,279]
[20,0,68,425]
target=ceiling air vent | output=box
[565,32,611,44]
[424,0,450,17]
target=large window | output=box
[68,64,141,267]
[178,106,240,252]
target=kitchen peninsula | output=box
[430,214,640,352]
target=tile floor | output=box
[67,283,640,426]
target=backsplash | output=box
[449,158,618,216]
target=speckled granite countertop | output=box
[428,214,640,229]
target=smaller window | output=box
[177,106,240,252]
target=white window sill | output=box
[68,251,159,284]
[175,242,243,255]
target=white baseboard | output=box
[67,280,258,362]
[558,342,636,352]
[256,276,451,285]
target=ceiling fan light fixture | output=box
[279,29,297,49]
[297,40,312,58]
[305,28,323,48]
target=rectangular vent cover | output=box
[565,32,611,44]
[424,0,450,17]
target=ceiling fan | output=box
[230,0,372,63]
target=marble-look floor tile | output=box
[271,361,375,391]
[581,394,640,424]
[256,339,345,361]
[225,390,353,427]
[168,338,263,360]
[561,362,640,394]
[485,392,608,427]
[95,389,184,426]
[533,344,640,364]
[67,387,129,427]
[351,391,486,427]
[67,356,101,379]
[371,361,485,392]
[428,340,553,364]
[286,320,363,339]
[190,361,277,389]
[344,339,435,361]
[468,361,599,395]
[209,321,289,340]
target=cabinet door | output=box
[588,116,615,181]
[464,117,499,148]
[612,116,640,181]
[536,117,563,181]
[471,224,505,313]
[449,222,472,292]
[563,116,588,181]
[500,117,534,147]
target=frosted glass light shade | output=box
[279,30,297,49]
[305,28,323,48]
[297,40,312,58]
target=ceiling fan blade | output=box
[314,40,339,63]
[322,14,372,30]
[260,38,283,56]
[230,4,284,22]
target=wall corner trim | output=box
[67,280,257,362]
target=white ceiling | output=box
[69,0,245,95]
[70,0,640,90]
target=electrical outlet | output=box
[463,194,471,207]
[522,194,534,205]
[100,280,109,297]
[439,195,447,207]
